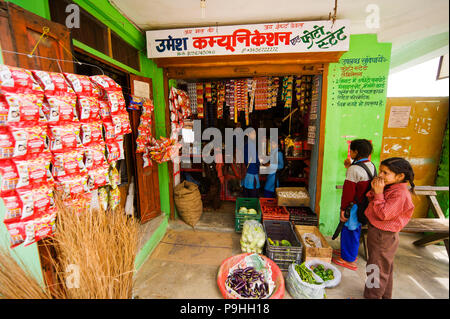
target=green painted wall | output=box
[319,34,392,236]
[4,0,50,19]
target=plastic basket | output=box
[235,197,262,232]
[287,206,318,226]
[260,198,290,222]
[217,253,285,299]
[263,220,303,271]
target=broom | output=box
[0,247,52,299]
[0,191,140,299]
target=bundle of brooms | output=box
[0,193,140,299]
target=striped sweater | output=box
[340,160,376,211]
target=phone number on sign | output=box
[242,47,279,53]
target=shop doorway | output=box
[168,71,325,228]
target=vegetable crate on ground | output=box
[294,225,333,263]
[259,198,289,222]
[276,187,310,207]
[235,197,262,233]
[263,220,303,272]
[287,206,318,226]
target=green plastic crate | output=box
[235,197,262,232]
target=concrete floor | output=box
[133,203,449,299]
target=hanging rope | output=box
[1,49,105,75]
[28,26,50,57]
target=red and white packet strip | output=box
[86,163,110,191]
[105,136,124,163]
[48,123,82,152]
[84,142,107,170]
[51,149,86,177]
[81,120,103,146]
[5,208,57,248]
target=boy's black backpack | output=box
[352,161,377,225]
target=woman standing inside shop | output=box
[242,129,260,198]
[263,138,285,198]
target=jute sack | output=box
[174,181,203,227]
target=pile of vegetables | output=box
[268,238,291,246]
[240,220,265,254]
[225,266,269,298]
[311,264,335,281]
[239,207,258,215]
[262,206,289,218]
[295,263,321,285]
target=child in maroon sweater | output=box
[363,157,415,299]
[333,139,376,271]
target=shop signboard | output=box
[146,20,350,58]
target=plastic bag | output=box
[286,263,325,299]
[304,259,342,288]
[301,233,322,248]
[240,220,266,254]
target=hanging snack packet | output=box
[81,120,103,146]
[128,95,143,111]
[55,173,88,199]
[63,192,92,213]
[84,143,106,170]
[112,115,123,137]
[4,221,26,248]
[105,136,124,163]
[109,163,120,189]
[32,70,75,96]
[64,73,99,97]
[118,112,131,135]
[0,159,27,193]
[0,126,14,159]
[98,97,112,120]
[14,152,53,186]
[86,163,109,191]
[16,185,54,221]
[3,92,44,124]
[11,209,57,247]
[51,149,86,177]
[14,187,34,220]
[1,192,23,222]
[107,90,127,115]
[77,96,100,122]
[8,124,48,159]
[45,95,78,123]
[48,123,82,152]
[90,75,122,91]
[108,186,120,211]
[102,119,116,142]
[98,186,109,211]
[0,65,43,95]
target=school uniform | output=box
[242,140,260,198]
[363,182,415,299]
[263,148,284,198]
[340,159,376,262]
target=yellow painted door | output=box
[381,97,449,217]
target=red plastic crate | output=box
[260,198,290,222]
